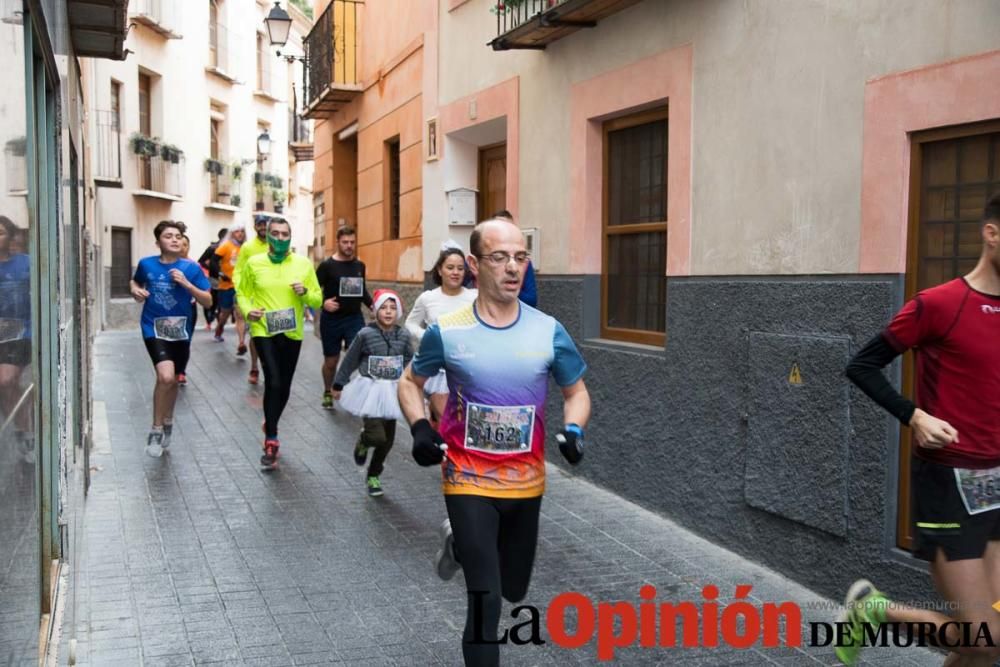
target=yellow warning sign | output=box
[788,363,803,385]
[993,599,1000,613]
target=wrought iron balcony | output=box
[302,0,363,119]
[130,0,182,39]
[489,0,643,51]
[289,109,313,162]
[132,146,185,201]
[93,110,122,186]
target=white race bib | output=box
[954,465,1000,515]
[464,403,535,455]
[153,316,189,341]
[265,308,296,334]
[339,276,364,298]
[368,355,403,381]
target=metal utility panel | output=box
[744,332,851,537]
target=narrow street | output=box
[57,328,939,666]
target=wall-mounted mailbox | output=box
[447,188,477,226]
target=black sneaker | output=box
[260,439,279,469]
[353,441,368,466]
[434,519,460,581]
[145,430,164,458]
[162,423,173,451]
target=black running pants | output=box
[444,494,542,667]
[253,334,301,438]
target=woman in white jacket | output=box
[405,243,477,420]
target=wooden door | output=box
[478,143,507,221]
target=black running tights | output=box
[253,335,301,438]
[444,494,542,667]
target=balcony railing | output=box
[489,0,643,51]
[289,109,314,162]
[130,0,182,39]
[207,22,237,81]
[303,0,362,119]
[134,153,185,200]
[93,110,122,185]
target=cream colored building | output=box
[87,0,314,327]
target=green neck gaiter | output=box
[268,236,291,263]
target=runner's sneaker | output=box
[177,373,187,386]
[834,579,890,665]
[260,439,279,469]
[162,422,173,450]
[248,369,259,385]
[366,476,383,497]
[354,440,368,466]
[434,519,460,581]
[322,391,334,410]
[214,334,224,342]
[145,430,164,458]
[237,343,248,356]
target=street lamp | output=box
[257,131,271,156]
[264,2,292,48]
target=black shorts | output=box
[320,312,364,357]
[0,339,30,366]
[143,337,191,370]
[912,456,1000,562]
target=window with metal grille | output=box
[110,228,133,298]
[386,137,400,240]
[602,109,668,346]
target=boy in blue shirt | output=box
[130,220,212,457]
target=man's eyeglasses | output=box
[476,251,531,266]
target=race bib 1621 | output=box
[464,403,535,455]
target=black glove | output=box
[411,418,447,466]
[556,424,584,465]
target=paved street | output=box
[57,327,940,666]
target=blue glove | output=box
[411,418,447,466]
[556,423,584,465]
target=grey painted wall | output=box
[538,274,932,604]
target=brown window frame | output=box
[384,136,401,240]
[898,118,1000,550]
[110,227,133,298]
[601,107,669,347]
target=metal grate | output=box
[304,0,360,109]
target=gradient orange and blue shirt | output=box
[411,302,587,499]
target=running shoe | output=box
[237,343,248,356]
[162,422,173,450]
[145,430,164,458]
[834,579,891,665]
[366,476,383,497]
[248,369,259,385]
[260,439,279,469]
[434,519,460,581]
[213,334,224,343]
[353,440,368,466]
[177,373,187,386]
[322,391,334,410]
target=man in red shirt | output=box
[840,193,1000,665]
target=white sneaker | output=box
[145,430,164,458]
[434,519,460,581]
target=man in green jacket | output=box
[233,214,271,385]
[236,218,322,469]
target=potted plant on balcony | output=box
[161,144,183,164]
[129,133,159,157]
[203,158,225,176]
[272,188,286,213]
[231,194,242,208]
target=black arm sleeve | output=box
[844,333,916,426]
[208,254,221,279]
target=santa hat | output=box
[372,289,404,321]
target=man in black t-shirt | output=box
[316,225,373,409]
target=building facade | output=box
[0,0,126,662]
[433,0,1000,604]
[89,0,314,329]
[307,0,431,297]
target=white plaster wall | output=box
[90,0,298,270]
[437,0,1000,275]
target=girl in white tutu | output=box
[332,289,412,497]
[404,244,476,421]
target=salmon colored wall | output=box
[569,45,692,276]
[859,50,1000,274]
[439,77,519,218]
